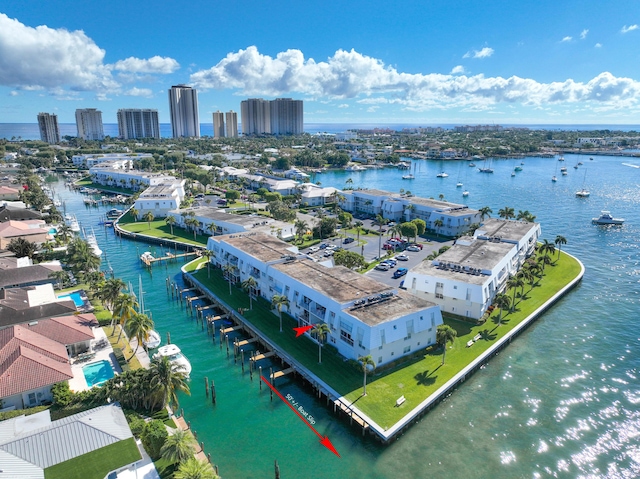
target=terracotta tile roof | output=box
[0,220,49,239]
[0,325,70,364]
[0,346,72,398]
[27,314,97,345]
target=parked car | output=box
[324,250,334,257]
[393,267,408,278]
[406,245,421,252]
[383,244,395,250]
[375,263,390,271]
[382,259,397,267]
[308,246,320,253]
[217,199,227,205]
[395,254,409,261]
[343,237,355,244]
[319,243,329,249]
[326,244,337,250]
[407,243,423,249]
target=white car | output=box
[395,254,409,261]
[326,244,338,250]
[375,263,390,271]
[309,246,320,253]
[406,245,420,252]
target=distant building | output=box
[241,98,271,136]
[133,179,186,219]
[213,111,225,138]
[75,108,104,141]
[37,113,60,144]
[0,220,52,248]
[270,98,303,135]
[72,152,152,168]
[168,85,200,138]
[225,110,238,138]
[117,109,160,139]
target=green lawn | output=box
[188,251,581,429]
[119,218,209,247]
[44,438,141,479]
[74,179,135,195]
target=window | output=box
[436,282,444,288]
[340,330,354,346]
[453,285,457,290]
[378,356,383,364]
[435,293,444,299]
[403,346,411,354]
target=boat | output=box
[576,189,590,197]
[478,167,494,173]
[552,176,557,182]
[514,166,523,172]
[436,172,448,178]
[66,214,80,233]
[520,161,525,165]
[85,228,102,256]
[402,174,415,180]
[562,170,568,176]
[106,208,124,219]
[53,199,62,207]
[468,162,476,167]
[511,171,516,177]
[462,190,469,197]
[592,211,624,225]
[143,330,161,349]
[345,164,365,171]
[456,182,463,188]
[140,251,154,262]
[560,166,567,172]
[589,157,594,161]
[153,344,192,376]
[558,156,565,161]
[578,161,584,165]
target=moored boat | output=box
[153,344,192,376]
[402,174,415,180]
[143,330,161,349]
[592,211,624,225]
[436,172,448,178]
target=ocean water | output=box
[51,153,640,478]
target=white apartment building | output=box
[299,183,337,206]
[207,233,442,365]
[241,98,271,135]
[225,111,238,138]
[270,98,303,135]
[169,85,200,138]
[75,108,104,141]
[73,153,152,168]
[404,219,540,320]
[37,113,60,144]
[117,109,160,139]
[133,180,186,218]
[170,206,294,239]
[213,111,225,138]
[89,161,179,191]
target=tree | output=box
[141,419,168,460]
[358,355,376,396]
[375,214,389,260]
[66,237,101,278]
[222,264,237,295]
[207,221,217,237]
[149,355,191,410]
[271,294,290,333]
[268,200,296,222]
[498,206,515,219]
[143,211,155,229]
[185,218,200,239]
[241,276,258,310]
[7,238,37,259]
[329,191,345,215]
[494,293,511,325]
[478,206,492,221]
[56,224,73,243]
[412,218,426,237]
[436,324,457,365]
[174,458,219,479]
[333,250,366,270]
[294,219,308,244]
[433,219,444,237]
[337,211,352,229]
[353,220,363,244]
[554,235,567,258]
[399,222,417,242]
[100,278,126,312]
[165,215,177,235]
[313,217,338,239]
[506,276,524,311]
[160,429,196,465]
[112,293,138,338]
[539,239,556,269]
[202,250,214,278]
[49,270,70,289]
[517,210,536,222]
[130,207,139,220]
[125,313,154,359]
[311,322,331,364]
[225,189,240,202]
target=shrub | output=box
[141,419,168,459]
[128,416,147,437]
[51,382,73,407]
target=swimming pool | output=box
[82,360,115,387]
[57,291,84,308]
[48,227,58,234]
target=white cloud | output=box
[561,36,572,42]
[580,29,589,39]
[9,91,19,96]
[366,106,379,113]
[595,43,602,48]
[463,47,494,59]
[451,65,465,74]
[123,87,153,97]
[338,103,349,108]
[113,56,180,74]
[190,46,640,112]
[621,24,638,33]
[0,13,116,91]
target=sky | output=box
[2,0,640,125]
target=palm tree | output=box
[539,239,556,269]
[554,235,567,258]
[241,276,258,310]
[165,215,177,235]
[506,276,524,310]
[160,429,196,465]
[494,293,511,325]
[358,355,376,396]
[186,218,200,240]
[433,219,444,238]
[478,206,492,221]
[125,313,154,359]
[311,322,331,364]
[49,270,69,289]
[202,250,214,278]
[353,220,363,244]
[436,324,457,365]
[56,223,73,243]
[100,278,126,311]
[143,211,154,229]
[271,294,290,333]
[375,214,388,259]
[67,237,101,278]
[517,210,536,222]
[173,458,219,479]
[329,191,345,215]
[149,355,191,410]
[294,219,308,244]
[222,264,237,295]
[7,238,38,259]
[498,206,515,219]
[207,221,217,237]
[112,293,139,338]
[130,207,139,220]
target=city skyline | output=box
[2,2,640,124]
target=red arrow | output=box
[293,325,313,337]
[260,375,341,458]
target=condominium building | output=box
[240,98,271,135]
[37,113,60,144]
[75,108,104,141]
[270,98,303,135]
[117,109,160,139]
[212,111,225,138]
[168,85,200,138]
[225,110,238,138]
[207,232,442,366]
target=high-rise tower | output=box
[168,85,200,138]
[37,113,60,144]
[117,109,160,139]
[240,99,271,136]
[75,108,104,141]
[270,98,303,135]
[225,111,238,138]
[212,111,225,138]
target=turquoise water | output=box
[51,153,640,478]
[82,359,115,387]
[57,291,84,307]
[48,227,57,234]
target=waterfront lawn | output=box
[189,251,581,429]
[44,437,141,479]
[74,179,135,195]
[104,326,143,370]
[119,219,209,246]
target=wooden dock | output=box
[236,337,258,348]
[250,351,275,363]
[221,325,243,335]
[334,400,369,430]
[141,251,199,267]
[270,367,295,381]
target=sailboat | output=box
[456,164,463,187]
[134,276,161,349]
[552,162,558,182]
[576,169,590,197]
[85,227,102,256]
[478,158,493,173]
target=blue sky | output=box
[2,0,640,125]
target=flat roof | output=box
[185,207,268,227]
[349,290,437,326]
[219,233,297,263]
[354,189,396,197]
[475,218,538,242]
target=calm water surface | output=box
[54,153,640,478]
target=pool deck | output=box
[68,327,122,392]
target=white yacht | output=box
[143,330,161,349]
[344,164,365,171]
[153,344,192,376]
[402,174,415,180]
[66,214,80,233]
[575,189,590,198]
[456,182,463,188]
[140,251,154,262]
[436,172,449,178]
[462,190,469,197]
[85,228,102,256]
[592,211,624,226]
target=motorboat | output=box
[345,164,365,171]
[402,174,415,180]
[468,162,476,167]
[66,214,80,233]
[592,211,624,225]
[140,251,154,262]
[560,166,567,172]
[143,330,161,349]
[514,166,523,172]
[478,167,494,173]
[511,171,516,177]
[462,190,469,197]
[456,182,463,188]
[106,208,124,219]
[551,176,557,182]
[436,172,449,178]
[85,228,102,256]
[558,156,565,161]
[153,344,192,376]
[562,170,568,176]
[575,189,590,197]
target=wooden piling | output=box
[259,366,262,390]
[225,335,229,357]
[167,331,171,345]
[241,350,244,373]
[211,380,216,404]
[269,367,274,401]
[205,377,209,398]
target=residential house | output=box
[0,220,52,249]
